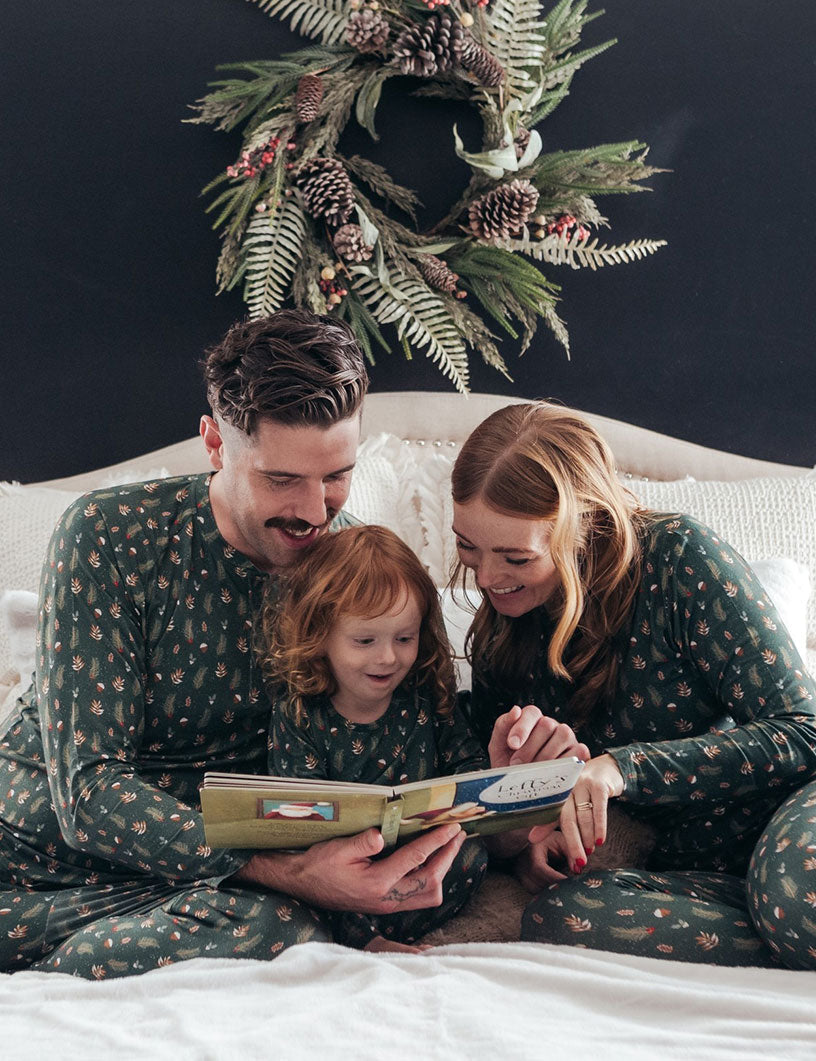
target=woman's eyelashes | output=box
[455,541,531,567]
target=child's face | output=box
[324,590,423,723]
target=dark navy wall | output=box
[2,0,814,481]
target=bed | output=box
[1,392,814,1059]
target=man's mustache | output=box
[264,513,337,532]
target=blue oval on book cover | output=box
[454,758,583,813]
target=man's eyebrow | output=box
[261,462,356,479]
[451,527,533,554]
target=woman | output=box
[451,402,816,969]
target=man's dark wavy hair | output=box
[202,309,369,434]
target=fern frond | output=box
[243,199,307,317]
[249,0,349,46]
[484,0,548,97]
[523,232,667,271]
[352,273,470,393]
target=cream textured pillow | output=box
[346,434,425,560]
[0,486,81,675]
[631,478,816,653]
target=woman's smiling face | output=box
[452,496,560,617]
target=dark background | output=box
[2,0,814,482]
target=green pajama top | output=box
[470,515,816,874]
[270,683,489,947]
[0,472,353,892]
[270,683,488,785]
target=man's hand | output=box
[488,705,590,768]
[232,823,466,914]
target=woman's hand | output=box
[488,704,590,769]
[514,824,571,891]
[529,753,624,872]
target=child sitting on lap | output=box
[257,524,489,954]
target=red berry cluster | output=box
[422,0,450,8]
[227,138,296,180]
[319,270,348,309]
[547,214,590,241]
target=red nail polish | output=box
[596,838,604,847]
[584,846,593,856]
[574,857,586,871]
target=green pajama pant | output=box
[0,881,332,978]
[521,779,816,969]
[0,840,487,979]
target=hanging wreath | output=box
[191,0,666,392]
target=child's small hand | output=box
[364,936,432,954]
[514,825,571,892]
[488,705,590,768]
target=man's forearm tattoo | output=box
[385,876,427,903]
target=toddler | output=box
[258,524,489,952]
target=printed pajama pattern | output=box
[271,685,489,947]
[0,473,352,978]
[473,516,816,967]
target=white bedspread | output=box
[2,942,815,1060]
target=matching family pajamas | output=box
[270,685,489,947]
[0,473,353,977]
[484,517,816,966]
[2,478,814,975]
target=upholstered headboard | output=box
[34,392,809,493]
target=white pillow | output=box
[346,434,425,560]
[0,486,81,675]
[630,478,816,651]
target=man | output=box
[0,311,467,977]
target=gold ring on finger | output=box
[575,801,594,810]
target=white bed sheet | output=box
[2,941,815,1061]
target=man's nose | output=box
[294,481,328,528]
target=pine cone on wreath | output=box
[394,13,464,78]
[295,74,324,123]
[295,158,355,226]
[514,126,531,160]
[459,34,504,88]
[468,179,540,241]
[346,9,390,53]
[333,223,373,262]
[420,255,459,294]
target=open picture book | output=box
[200,758,584,849]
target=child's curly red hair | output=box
[257,525,456,724]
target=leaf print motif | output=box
[805,892,816,908]
[72,655,85,671]
[723,581,738,598]
[695,931,719,950]
[762,615,777,631]
[676,682,691,697]
[215,663,228,678]
[632,655,646,670]
[351,739,365,756]
[662,770,679,785]
[71,577,83,594]
[610,926,656,941]
[564,915,592,933]
[702,745,722,760]
[696,620,710,636]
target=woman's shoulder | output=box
[641,512,737,563]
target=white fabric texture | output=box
[631,478,816,652]
[1,942,815,1061]
[0,486,80,677]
